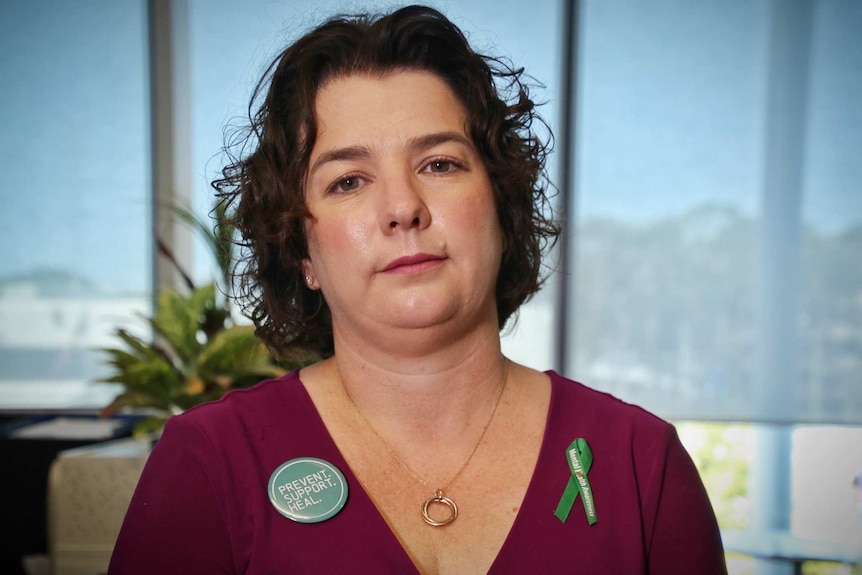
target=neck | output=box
[325,323,508,440]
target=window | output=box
[0,1,151,409]
[569,0,862,424]
[569,0,862,566]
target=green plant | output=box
[100,203,317,435]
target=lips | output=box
[381,253,446,274]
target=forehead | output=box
[311,70,470,149]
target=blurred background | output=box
[1,1,860,573]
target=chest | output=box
[317,382,551,574]
[242,448,651,575]
[224,380,660,574]
[353,438,539,574]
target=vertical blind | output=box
[568,0,862,424]
[0,1,151,409]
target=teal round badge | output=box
[267,457,348,523]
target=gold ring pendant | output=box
[422,490,458,527]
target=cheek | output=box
[441,190,504,275]
[461,192,502,246]
[306,214,375,269]
[344,219,375,258]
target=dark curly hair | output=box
[213,5,559,358]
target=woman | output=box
[109,5,726,573]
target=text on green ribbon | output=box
[554,437,598,525]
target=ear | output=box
[301,258,319,290]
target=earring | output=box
[305,275,313,288]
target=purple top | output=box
[109,370,726,573]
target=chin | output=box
[384,297,460,330]
[388,310,456,331]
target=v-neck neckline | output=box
[290,369,558,574]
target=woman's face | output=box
[302,70,503,342]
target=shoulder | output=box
[546,370,674,440]
[540,372,725,571]
[141,366,330,482]
[543,370,684,494]
[172,369,303,431]
[151,369,314,463]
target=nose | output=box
[379,172,431,233]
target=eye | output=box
[327,174,364,194]
[422,158,463,174]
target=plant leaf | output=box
[149,284,222,364]
[196,325,278,379]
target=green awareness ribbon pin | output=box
[554,438,598,525]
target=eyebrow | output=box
[307,130,473,178]
[408,131,473,153]
[308,145,372,179]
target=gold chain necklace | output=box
[341,361,509,527]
